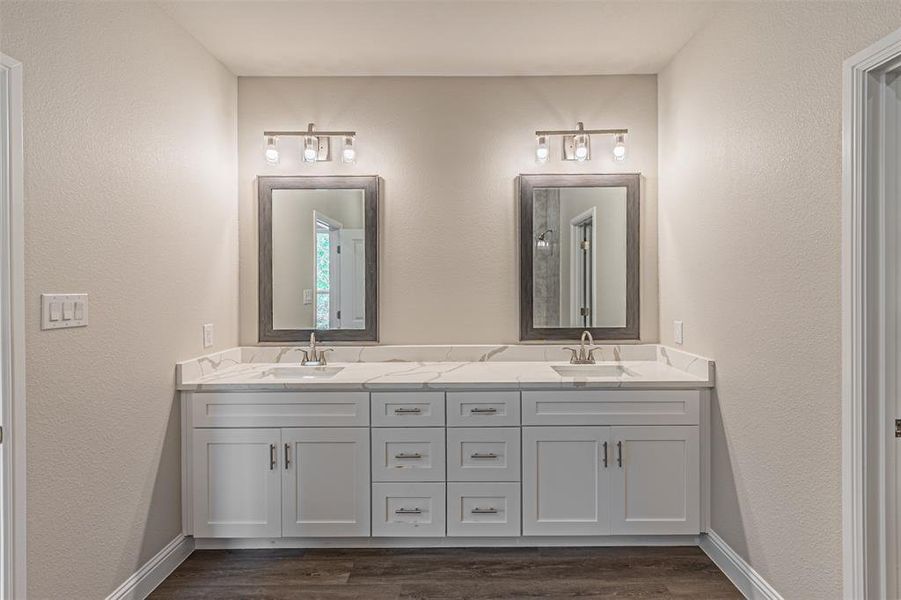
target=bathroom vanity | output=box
[177,344,713,548]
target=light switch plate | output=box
[42,294,88,330]
[202,323,214,349]
[303,289,313,305]
[673,320,684,345]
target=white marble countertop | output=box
[176,345,714,392]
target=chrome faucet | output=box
[301,332,333,366]
[563,331,598,365]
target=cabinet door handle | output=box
[470,407,497,414]
[471,507,498,514]
[395,507,422,515]
[616,441,623,468]
[394,407,422,414]
[603,441,608,468]
[394,452,423,459]
[470,452,498,459]
[270,444,277,470]
[284,443,291,469]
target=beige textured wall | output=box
[238,76,658,344]
[0,3,238,598]
[657,4,901,598]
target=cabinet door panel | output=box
[522,426,611,536]
[192,428,281,538]
[610,426,700,535]
[282,428,370,537]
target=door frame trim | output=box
[0,52,26,600]
[842,26,901,600]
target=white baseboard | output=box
[700,530,782,600]
[106,535,194,600]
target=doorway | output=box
[0,53,26,600]
[842,27,901,600]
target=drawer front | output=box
[446,391,521,426]
[371,392,445,427]
[372,483,446,537]
[446,428,521,482]
[522,390,700,426]
[372,428,446,482]
[191,392,369,427]
[447,483,521,537]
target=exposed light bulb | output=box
[342,136,356,164]
[264,136,279,164]
[612,133,626,161]
[303,135,319,163]
[536,135,549,163]
[574,133,589,161]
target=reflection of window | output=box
[315,229,329,329]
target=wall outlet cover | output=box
[202,323,214,348]
[673,320,684,345]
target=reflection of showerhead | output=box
[536,229,553,249]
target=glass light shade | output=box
[303,135,319,163]
[574,133,589,161]
[536,135,549,163]
[613,133,626,161]
[536,238,550,249]
[264,136,279,164]
[342,136,356,164]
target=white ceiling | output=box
[158,1,719,76]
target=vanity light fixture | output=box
[534,122,628,163]
[262,123,357,165]
[264,136,280,164]
[613,133,627,161]
[535,135,550,163]
[536,229,553,249]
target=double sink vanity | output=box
[177,172,714,548]
[176,342,714,547]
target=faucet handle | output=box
[562,347,580,364]
[318,348,334,366]
[586,347,600,363]
[299,349,310,365]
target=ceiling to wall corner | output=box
[157,1,719,76]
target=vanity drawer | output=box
[372,482,446,537]
[521,390,700,426]
[191,392,370,428]
[446,428,521,482]
[371,428,446,482]
[446,391,520,426]
[371,392,445,427]
[447,483,521,537]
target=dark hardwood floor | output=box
[149,546,742,599]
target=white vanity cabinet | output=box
[183,386,709,544]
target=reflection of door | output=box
[569,208,597,328]
[339,229,366,329]
[314,212,342,329]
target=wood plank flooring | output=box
[149,547,741,599]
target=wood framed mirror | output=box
[519,173,640,341]
[258,175,379,342]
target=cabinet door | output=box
[282,428,370,537]
[192,428,282,538]
[522,426,611,536]
[610,426,700,535]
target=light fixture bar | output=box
[535,127,628,136]
[264,130,356,137]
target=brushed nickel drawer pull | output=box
[285,443,291,469]
[394,452,423,459]
[471,507,498,514]
[269,444,277,470]
[470,407,498,414]
[394,407,422,414]
[395,507,423,515]
[470,452,498,459]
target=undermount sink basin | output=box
[552,364,635,378]
[262,366,344,379]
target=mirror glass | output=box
[270,188,367,330]
[531,186,627,328]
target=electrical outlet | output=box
[202,323,214,349]
[673,320,684,345]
